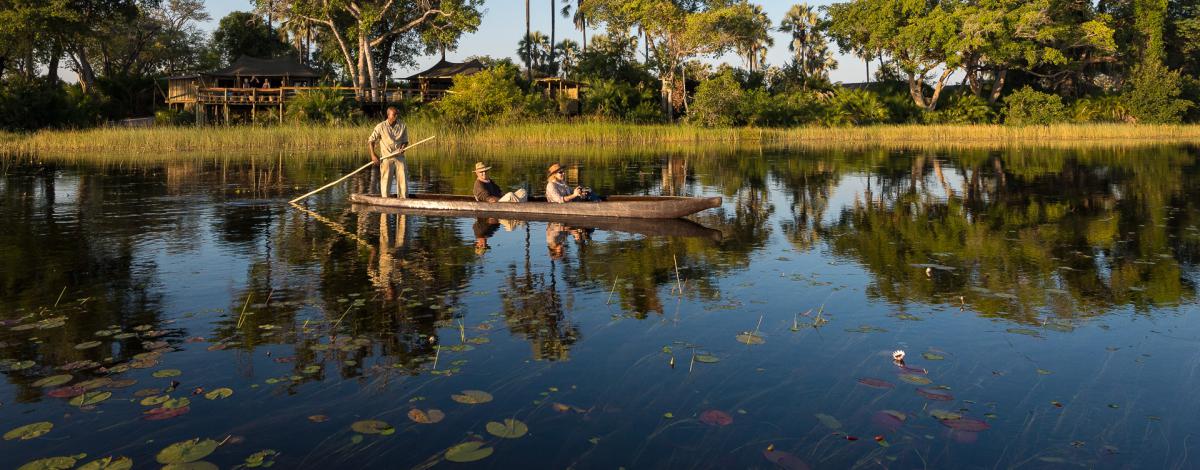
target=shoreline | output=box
[2,123,1199,156]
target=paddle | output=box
[288,135,436,204]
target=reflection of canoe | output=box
[349,193,721,219]
[351,204,723,240]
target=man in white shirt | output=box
[368,107,409,198]
[545,162,582,203]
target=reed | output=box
[3,122,1200,157]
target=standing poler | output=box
[368,106,410,198]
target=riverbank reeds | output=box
[3,122,1199,157]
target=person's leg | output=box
[396,157,408,199]
[379,159,393,197]
[515,188,528,202]
[499,192,520,202]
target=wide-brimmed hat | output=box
[547,162,564,176]
[473,162,492,173]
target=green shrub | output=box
[1071,95,1131,123]
[433,64,526,127]
[1122,62,1193,124]
[688,71,743,127]
[285,88,359,124]
[923,93,996,124]
[1003,86,1068,125]
[823,88,889,126]
[583,79,638,118]
[154,108,196,126]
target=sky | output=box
[199,0,869,83]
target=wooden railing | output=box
[169,86,449,105]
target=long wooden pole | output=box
[288,135,435,204]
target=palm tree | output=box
[780,3,835,81]
[517,32,552,74]
[733,3,773,73]
[525,0,532,80]
[556,39,580,77]
[562,0,586,52]
[549,0,557,73]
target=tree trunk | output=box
[549,0,556,74]
[47,40,62,83]
[581,16,587,52]
[525,0,532,81]
[865,57,870,83]
[926,69,954,111]
[988,69,1007,104]
[67,44,97,94]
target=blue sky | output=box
[202,0,868,83]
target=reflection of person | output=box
[546,222,569,260]
[473,217,500,254]
[472,162,527,202]
[369,213,407,300]
[368,106,409,198]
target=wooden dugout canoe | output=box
[351,204,723,241]
[349,193,722,219]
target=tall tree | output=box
[550,0,557,74]
[260,0,482,97]
[212,11,290,65]
[730,2,772,73]
[780,3,834,82]
[526,0,532,80]
[583,0,767,118]
[563,0,587,52]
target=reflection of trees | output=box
[499,228,579,360]
[818,148,1199,322]
[774,155,840,252]
[0,167,170,400]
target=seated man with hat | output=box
[473,162,527,203]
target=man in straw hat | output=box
[472,162,527,203]
[368,106,409,198]
[545,162,582,203]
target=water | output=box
[1,146,1198,469]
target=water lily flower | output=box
[892,350,905,362]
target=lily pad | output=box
[9,360,35,371]
[872,410,907,431]
[917,387,954,401]
[815,413,842,430]
[451,390,493,404]
[1006,328,1040,337]
[75,378,112,391]
[735,333,765,345]
[77,456,133,470]
[140,395,171,406]
[856,377,894,389]
[940,417,990,432]
[144,406,190,421]
[75,341,103,350]
[921,352,945,361]
[17,456,79,470]
[485,418,528,438]
[694,354,720,363]
[763,449,811,470]
[407,408,445,424]
[204,388,233,400]
[153,369,183,378]
[699,409,733,426]
[4,422,53,440]
[156,439,220,464]
[930,409,963,420]
[32,374,73,388]
[243,449,278,468]
[302,365,321,374]
[898,374,932,385]
[47,386,86,398]
[444,442,494,463]
[69,391,112,406]
[350,420,394,435]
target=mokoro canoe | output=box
[348,193,722,219]
[351,205,723,240]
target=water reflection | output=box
[1,145,1198,468]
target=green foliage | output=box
[923,94,997,124]
[0,78,104,131]
[285,88,359,124]
[155,108,196,126]
[212,11,290,64]
[1071,95,1131,123]
[433,65,527,127]
[1122,62,1193,124]
[1004,86,1068,125]
[688,71,743,127]
[582,79,662,123]
[822,88,889,126]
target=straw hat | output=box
[547,162,564,176]
[473,162,492,173]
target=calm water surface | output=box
[1,146,1199,469]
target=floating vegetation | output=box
[451,390,494,404]
[4,422,53,441]
[444,442,493,463]
[350,420,395,435]
[485,419,529,438]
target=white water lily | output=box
[892,350,906,361]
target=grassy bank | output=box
[3,122,1200,156]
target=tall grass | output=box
[3,122,1200,157]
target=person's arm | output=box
[367,127,380,163]
[398,123,409,153]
